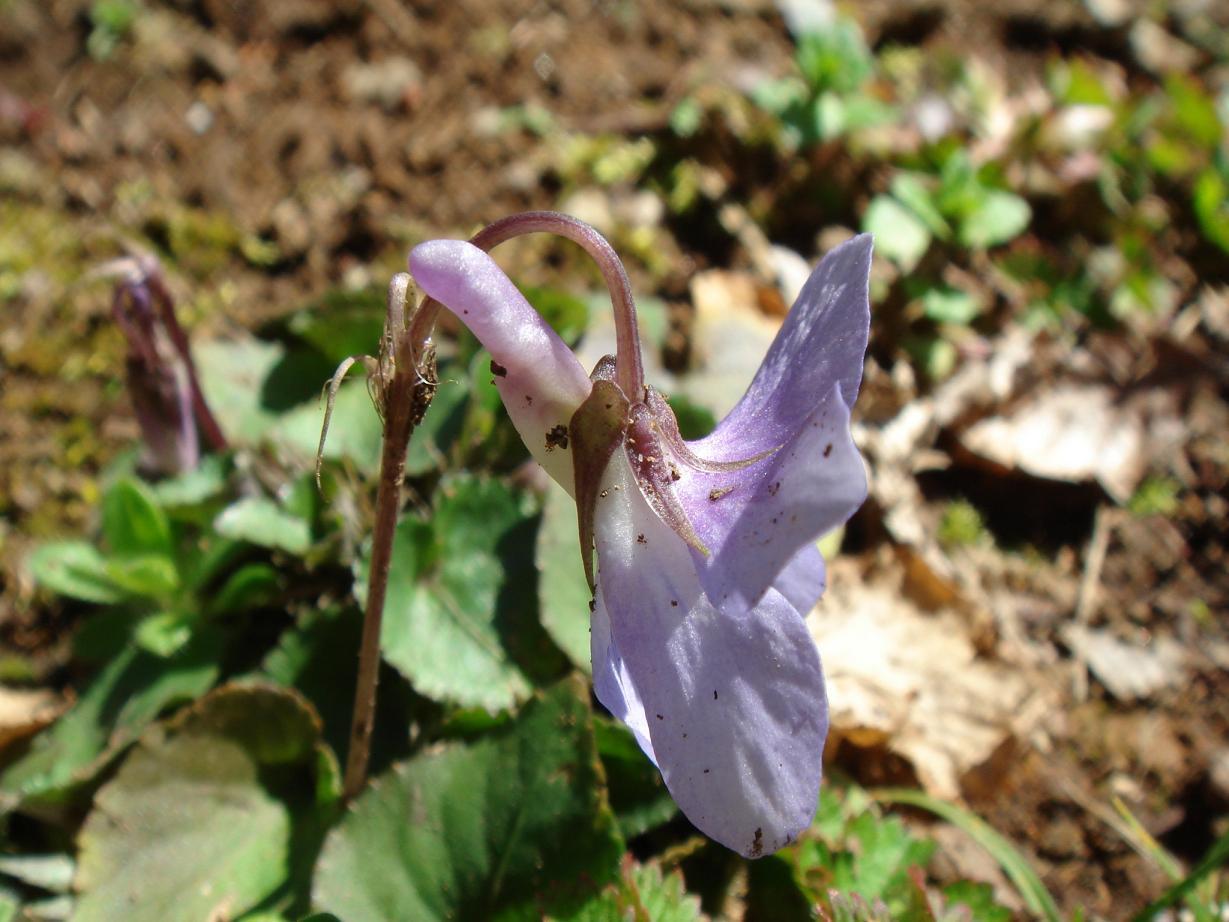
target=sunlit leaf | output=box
[101,478,173,559]
[73,684,329,922]
[958,190,1031,249]
[890,173,950,238]
[536,479,592,673]
[215,497,312,556]
[313,678,623,921]
[1193,166,1229,253]
[27,542,123,605]
[133,611,194,658]
[864,196,931,272]
[194,337,286,446]
[921,287,981,325]
[103,553,180,598]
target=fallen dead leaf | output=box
[812,558,1052,800]
[1061,626,1187,701]
[959,383,1152,502]
[0,686,64,752]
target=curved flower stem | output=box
[408,211,645,398]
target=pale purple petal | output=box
[772,543,826,616]
[409,240,592,492]
[591,598,657,766]
[593,452,827,858]
[666,235,872,612]
[691,234,872,460]
[679,383,865,612]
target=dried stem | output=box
[341,275,436,804]
[341,360,420,802]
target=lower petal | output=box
[772,543,826,616]
[591,597,657,766]
[593,453,828,858]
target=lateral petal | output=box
[678,383,866,612]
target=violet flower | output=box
[407,227,871,858]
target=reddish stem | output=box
[408,211,645,397]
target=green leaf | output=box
[524,285,590,346]
[364,476,547,711]
[210,563,282,615]
[1193,167,1229,253]
[148,454,232,509]
[287,288,387,366]
[795,19,873,95]
[812,92,847,141]
[536,480,592,673]
[194,337,286,446]
[260,606,412,774]
[595,718,677,840]
[942,881,1013,921]
[103,553,180,598]
[665,395,716,441]
[920,287,981,325]
[889,173,950,238]
[101,478,173,558]
[275,378,383,476]
[313,678,624,921]
[872,787,1062,922]
[215,497,312,556]
[863,196,931,272]
[134,611,194,657]
[957,190,1031,249]
[1165,73,1222,150]
[841,812,934,901]
[903,334,958,381]
[27,542,123,604]
[0,631,223,808]
[745,854,813,922]
[1131,826,1229,921]
[73,684,329,922]
[562,861,705,922]
[0,853,75,893]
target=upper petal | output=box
[592,451,828,858]
[690,234,872,460]
[409,239,592,492]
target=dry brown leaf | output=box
[1061,626,1187,701]
[0,685,63,752]
[812,559,1052,800]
